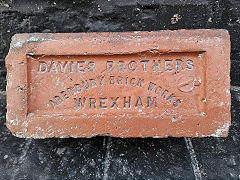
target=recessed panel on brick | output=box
[6,30,231,138]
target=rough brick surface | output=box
[0,0,240,179]
[6,30,230,138]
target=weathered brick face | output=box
[1,1,240,179]
[6,30,230,138]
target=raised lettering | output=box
[49,61,58,73]
[49,99,57,108]
[162,89,169,98]
[99,97,107,109]
[59,61,68,73]
[98,76,104,86]
[186,59,194,70]
[74,84,81,93]
[70,61,74,73]
[135,96,144,108]
[54,96,63,104]
[82,80,89,89]
[87,61,95,72]
[173,99,182,108]
[152,60,160,72]
[38,61,48,73]
[130,78,136,87]
[128,61,137,72]
[164,60,172,72]
[109,76,115,84]
[60,91,69,100]
[148,82,156,91]
[74,97,86,109]
[140,60,149,72]
[137,78,144,88]
[155,86,162,94]
[67,87,76,95]
[176,59,183,72]
[124,96,131,108]
[90,79,97,88]
[106,61,114,73]
[89,98,96,109]
[77,61,85,73]
[167,93,176,103]
[111,97,119,109]
[147,97,157,108]
[117,76,123,85]
[118,61,125,73]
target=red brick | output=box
[6,30,231,138]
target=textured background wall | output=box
[0,0,239,179]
